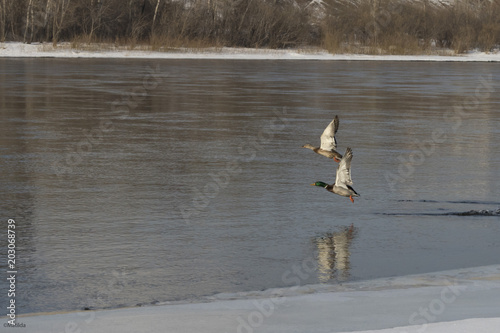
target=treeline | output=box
[323,0,500,54]
[1,0,499,54]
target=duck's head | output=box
[310,181,328,188]
[302,144,314,149]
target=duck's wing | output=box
[319,115,339,151]
[334,147,354,188]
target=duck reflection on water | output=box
[314,224,358,283]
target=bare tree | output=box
[0,0,6,41]
[126,0,149,41]
[152,0,160,32]
[44,0,55,41]
[24,0,34,43]
[52,0,71,46]
[88,0,103,41]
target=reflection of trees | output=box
[314,224,358,283]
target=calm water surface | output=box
[0,59,499,314]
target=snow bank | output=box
[339,318,500,333]
[1,42,500,61]
[18,265,500,333]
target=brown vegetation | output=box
[0,0,499,54]
[322,0,500,54]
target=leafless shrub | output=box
[3,0,499,53]
[321,0,500,54]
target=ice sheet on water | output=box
[21,264,500,333]
[380,209,500,217]
[383,199,500,217]
[449,209,500,216]
[172,264,500,305]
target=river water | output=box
[0,58,499,314]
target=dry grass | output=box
[3,0,500,55]
[149,34,219,52]
[321,0,500,54]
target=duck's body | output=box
[302,115,343,162]
[302,144,343,160]
[321,182,359,200]
[311,147,360,203]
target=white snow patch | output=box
[339,317,500,333]
[1,42,500,61]
[19,265,500,333]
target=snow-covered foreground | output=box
[1,42,500,61]
[19,265,500,333]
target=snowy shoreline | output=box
[1,42,500,61]
[19,264,500,333]
[4,40,500,332]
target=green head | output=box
[310,181,328,188]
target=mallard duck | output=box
[310,147,360,203]
[302,115,343,162]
